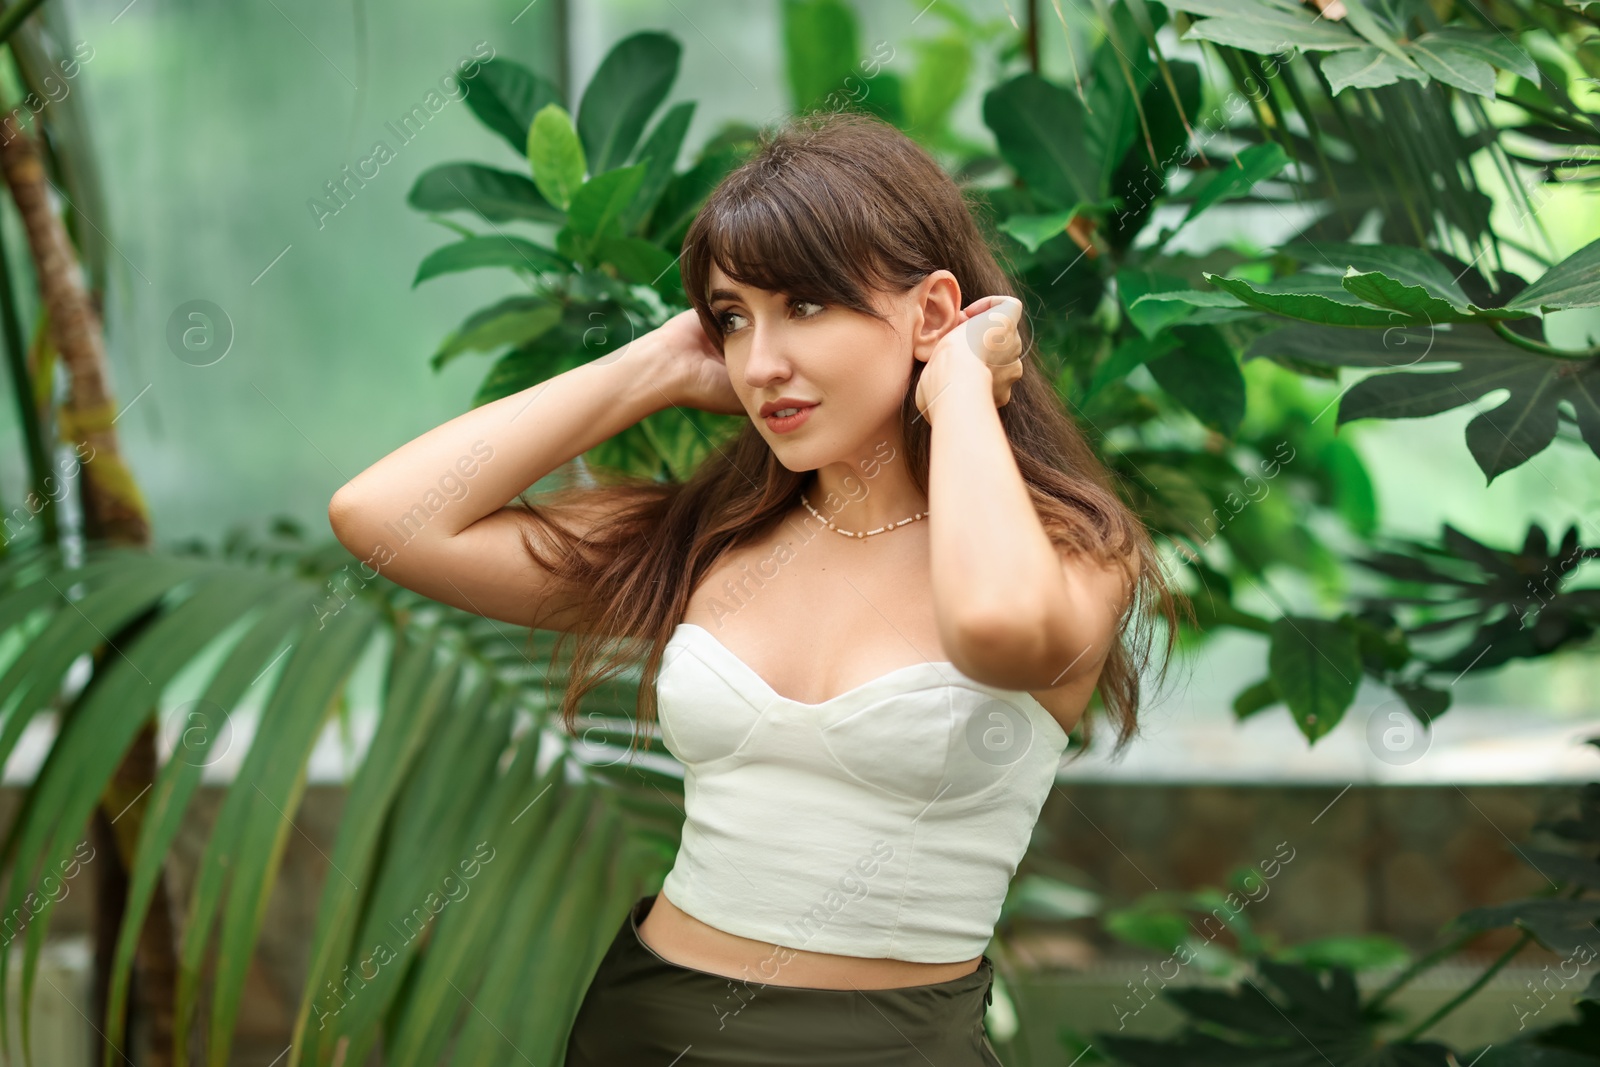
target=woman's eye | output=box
[793,299,824,318]
[717,310,748,332]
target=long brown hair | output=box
[516,109,1183,761]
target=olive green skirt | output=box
[562,893,1004,1066]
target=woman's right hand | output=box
[641,308,746,415]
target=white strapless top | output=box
[654,622,1070,963]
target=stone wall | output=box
[6,782,1580,1064]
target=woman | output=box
[330,110,1178,1064]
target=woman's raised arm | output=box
[327,310,734,630]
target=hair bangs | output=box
[686,165,897,347]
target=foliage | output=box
[2,0,1600,1063]
[1016,743,1600,1065]
[0,524,678,1067]
[404,0,1600,747]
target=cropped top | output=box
[655,622,1071,964]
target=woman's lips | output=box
[764,403,816,434]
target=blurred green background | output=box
[6,0,1594,723]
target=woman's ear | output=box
[911,270,963,363]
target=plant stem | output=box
[1489,320,1600,359]
[1368,928,1483,1013]
[1372,880,1574,1015]
[1396,929,1535,1043]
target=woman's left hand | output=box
[914,295,1026,422]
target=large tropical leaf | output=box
[984,73,1103,210]
[1099,957,1454,1065]
[1507,236,1600,312]
[1246,322,1600,480]
[412,236,570,286]
[0,530,678,1067]
[407,163,563,224]
[619,100,696,234]
[1351,523,1600,676]
[462,58,564,159]
[575,32,681,175]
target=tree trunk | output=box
[0,103,177,1066]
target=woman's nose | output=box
[743,320,789,384]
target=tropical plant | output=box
[3,1,1599,1065]
[1059,742,1600,1066]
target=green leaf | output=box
[1454,898,1600,956]
[1109,58,1201,240]
[1130,288,1249,312]
[380,767,557,1063]
[7,569,276,1066]
[0,534,681,1067]
[1340,348,1600,482]
[527,104,586,211]
[1320,437,1378,537]
[462,58,563,158]
[1268,616,1362,742]
[289,629,464,1055]
[1417,27,1538,82]
[1104,904,1195,954]
[407,163,563,224]
[593,235,677,287]
[1348,616,1409,680]
[576,31,681,173]
[1083,5,1156,185]
[620,100,696,234]
[1334,0,1413,62]
[646,136,754,245]
[462,800,627,1064]
[311,678,530,1064]
[1089,332,1180,397]
[1119,269,1201,337]
[1518,848,1600,891]
[1244,322,1600,480]
[1276,934,1409,971]
[1147,325,1247,436]
[904,34,971,133]
[566,163,648,240]
[412,236,569,286]
[1244,319,1445,369]
[1275,241,1471,305]
[1321,46,1429,94]
[1101,958,1450,1065]
[108,586,313,1060]
[1181,142,1290,224]
[852,68,908,128]
[1392,680,1450,725]
[1181,5,1365,54]
[1233,676,1281,719]
[1405,38,1498,98]
[1205,272,1404,327]
[1338,270,1534,324]
[1507,235,1600,311]
[432,297,564,366]
[984,73,1101,208]
[1155,0,1304,17]
[195,609,379,1067]
[998,209,1082,253]
[0,559,200,810]
[782,0,861,113]
[465,303,645,406]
